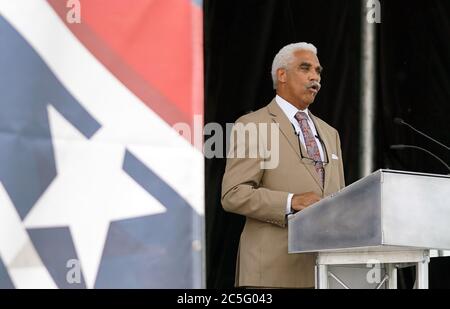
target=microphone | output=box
[394,117,450,151]
[390,144,450,173]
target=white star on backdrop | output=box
[23,105,166,288]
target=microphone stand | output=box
[394,118,450,151]
[390,144,450,173]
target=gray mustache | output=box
[307,82,321,91]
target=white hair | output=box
[271,42,317,89]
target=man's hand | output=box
[291,192,321,213]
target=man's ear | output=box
[277,68,287,84]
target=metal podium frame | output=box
[288,169,450,289]
[315,250,429,289]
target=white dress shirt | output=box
[275,95,325,214]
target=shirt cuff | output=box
[286,193,293,214]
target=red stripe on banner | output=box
[191,4,204,121]
[47,0,203,136]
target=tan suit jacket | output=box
[221,99,345,288]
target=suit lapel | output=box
[267,100,301,158]
[267,100,323,189]
[310,112,331,192]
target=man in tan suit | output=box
[221,42,345,288]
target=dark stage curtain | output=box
[204,0,450,288]
[378,0,450,289]
[378,0,450,175]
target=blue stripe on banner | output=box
[122,150,193,213]
[27,227,86,289]
[93,150,200,288]
[0,16,101,219]
[0,257,14,289]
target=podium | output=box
[288,169,450,289]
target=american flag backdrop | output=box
[0,0,204,288]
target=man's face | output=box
[277,50,322,110]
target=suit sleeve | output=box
[221,117,289,228]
